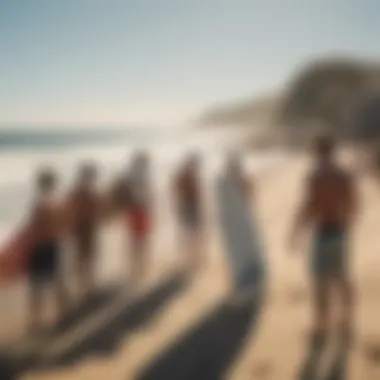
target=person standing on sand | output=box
[289,136,357,343]
[66,163,104,299]
[26,168,68,333]
[172,153,205,275]
[123,152,153,288]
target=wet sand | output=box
[1,151,380,380]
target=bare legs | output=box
[76,253,95,299]
[312,275,354,338]
[181,228,204,276]
[28,276,68,334]
[129,236,149,290]
[55,275,69,321]
[28,283,43,333]
[74,231,97,299]
[337,276,355,339]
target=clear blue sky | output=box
[1,0,380,127]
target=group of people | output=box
[16,135,357,343]
[22,151,206,333]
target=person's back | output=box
[69,163,100,223]
[70,186,100,227]
[31,192,62,244]
[111,176,130,209]
[308,165,354,228]
[29,169,64,256]
[175,162,202,220]
[177,171,199,205]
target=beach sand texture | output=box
[1,152,379,380]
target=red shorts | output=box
[126,208,151,238]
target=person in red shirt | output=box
[172,153,206,275]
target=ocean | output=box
[0,125,284,248]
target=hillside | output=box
[198,95,281,127]
[199,57,380,145]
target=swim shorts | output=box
[28,239,60,284]
[310,225,348,280]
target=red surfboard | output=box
[0,228,32,285]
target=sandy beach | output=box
[1,150,380,380]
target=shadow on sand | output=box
[135,288,265,380]
[296,333,350,380]
[42,274,187,368]
[1,274,186,378]
[0,284,121,380]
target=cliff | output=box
[199,57,380,144]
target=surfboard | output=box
[216,174,265,295]
[0,228,31,285]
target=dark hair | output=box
[36,167,57,191]
[79,162,97,180]
[186,152,201,168]
[314,135,335,156]
[131,151,149,170]
[136,151,149,161]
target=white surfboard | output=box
[216,173,265,294]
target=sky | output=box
[1,0,380,128]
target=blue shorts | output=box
[310,225,348,280]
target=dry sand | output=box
[1,150,380,380]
